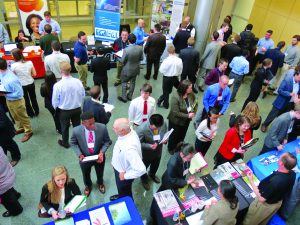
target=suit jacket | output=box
[70,123,111,157]
[179,47,200,76]
[221,43,241,64]
[0,105,15,140]
[201,41,221,70]
[82,97,111,125]
[239,30,255,51]
[168,92,196,127]
[39,178,81,212]
[90,56,111,84]
[264,112,293,149]
[144,32,166,61]
[173,30,191,54]
[120,44,143,82]
[273,72,300,110]
[263,47,285,75]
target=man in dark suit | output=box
[221,34,242,74]
[90,48,111,103]
[261,66,300,132]
[173,21,191,54]
[144,24,166,80]
[118,33,143,103]
[0,105,21,167]
[179,37,199,93]
[70,112,111,196]
[83,86,111,125]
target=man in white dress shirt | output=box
[44,41,70,79]
[110,118,146,201]
[128,84,156,126]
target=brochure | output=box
[174,186,201,209]
[108,201,131,225]
[217,162,241,180]
[64,195,86,213]
[189,152,208,174]
[154,190,181,218]
[89,207,110,225]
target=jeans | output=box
[229,72,244,101]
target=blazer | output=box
[0,105,15,140]
[39,178,81,212]
[273,72,300,110]
[120,44,143,82]
[144,32,166,61]
[161,152,189,190]
[221,43,241,64]
[70,123,111,157]
[173,29,190,54]
[179,47,200,76]
[218,127,252,160]
[201,41,222,70]
[90,56,111,84]
[168,92,197,127]
[202,199,239,225]
[82,97,111,125]
[263,47,285,75]
[264,112,293,149]
[250,67,273,92]
[239,30,255,51]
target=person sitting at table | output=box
[38,165,81,219]
[14,29,31,49]
[242,153,296,225]
[214,116,252,167]
[11,48,39,118]
[201,180,239,225]
[195,107,220,156]
[260,104,300,155]
[158,142,197,191]
[229,101,261,135]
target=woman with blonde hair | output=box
[229,101,261,134]
[38,166,81,219]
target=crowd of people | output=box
[1,12,300,225]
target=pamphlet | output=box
[210,168,228,184]
[159,128,174,144]
[82,155,99,162]
[241,138,259,149]
[174,186,201,209]
[114,49,123,58]
[154,190,181,218]
[217,162,241,180]
[186,211,204,225]
[108,201,131,225]
[89,207,110,225]
[189,152,208,174]
[102,103,115,112]
[64,195,86,213]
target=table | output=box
[44,196,143,225]
[1,50,46,79]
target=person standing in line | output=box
[173,21,191,54]
[217,23,229,43]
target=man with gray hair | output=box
[110,118,146,201]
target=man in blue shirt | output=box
[254,30,274,66]
[74,31,90,90]
[0,23,9,45]
[0,58,33,142]
[133,19,146,45]
[39,11,61,35]
[229,49,249,102]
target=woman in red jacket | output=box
[214,116,252,167]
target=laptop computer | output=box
[3,43,17,55]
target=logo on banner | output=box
[95,28,119,41]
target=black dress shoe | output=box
[2,211,11,217]
[142,181,150,191]
[198,86,204,92]
[126,94,132,101]
[58,140,70,148]
[110,194,119,201]
[144,75,150,80]
[118,96,127,103]
[114,81,121,86]
[149,175,160,184]
[153,76,157,80]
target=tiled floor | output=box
[1,66,299,225]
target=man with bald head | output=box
[178,16,195,38]
[133,19,146,45]
[110,118,146,201]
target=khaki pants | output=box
[6,98,32,133]
[74,63,88,88]
[242,198,282,225]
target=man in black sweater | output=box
[173,21,190,54]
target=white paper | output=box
[102,103,115,112]
[87,35,95,45]
[23,46,41,52]
[189,152,208,174]
[22,53,28,57]
[102,41,112,46]
[229,79,234,85]
[64,195,86,213]
[75,219,90,225]
[159,128,174,144]
[89,207,111,225]
[186,211,204,225]
[114,50,123,58]
[82,155,99,162]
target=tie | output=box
[88,131,94,153]
[143,100,148,122]
[214,87,223,107]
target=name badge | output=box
[187,106,192,112]
[217,96,222,101]
[183,169,189,176]
[87,142,94,148]
[153,134,160,141]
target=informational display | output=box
[94,0,121,42]
[17,0,48,36]
[169,0,185,37]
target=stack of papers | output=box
[64,195,86,213]
[102,103,115,112]
[82,155,99,162]
[154,190,181,218]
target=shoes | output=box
[10,160,19,167]
[84,186,91,197]
[38,210,51,218]
[110,194,119,201]
[126,94,132,101]
[261,125,267,133]
[21,132,33,142]
[114,81,121,86]
[58,140,70,148]
[144,75,150,80]
[98,184,106,194]
[230,99,236,103]
[198,86,204,92]
[56,129,62,135]
[163,105,169,109]
[153,76,157,80]
[142,181,150,191]
[192,87,198,94]
[118,96,127,103]
[149,175,160,184]
[2,211,11,217]
[15,129,25,135]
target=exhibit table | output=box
[44,196,143,225]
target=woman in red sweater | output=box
[214,116,252,167]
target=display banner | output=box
[151,0,173,35]
[94,0,121,42]
[17,0,48,36]
[169,0,185,37]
